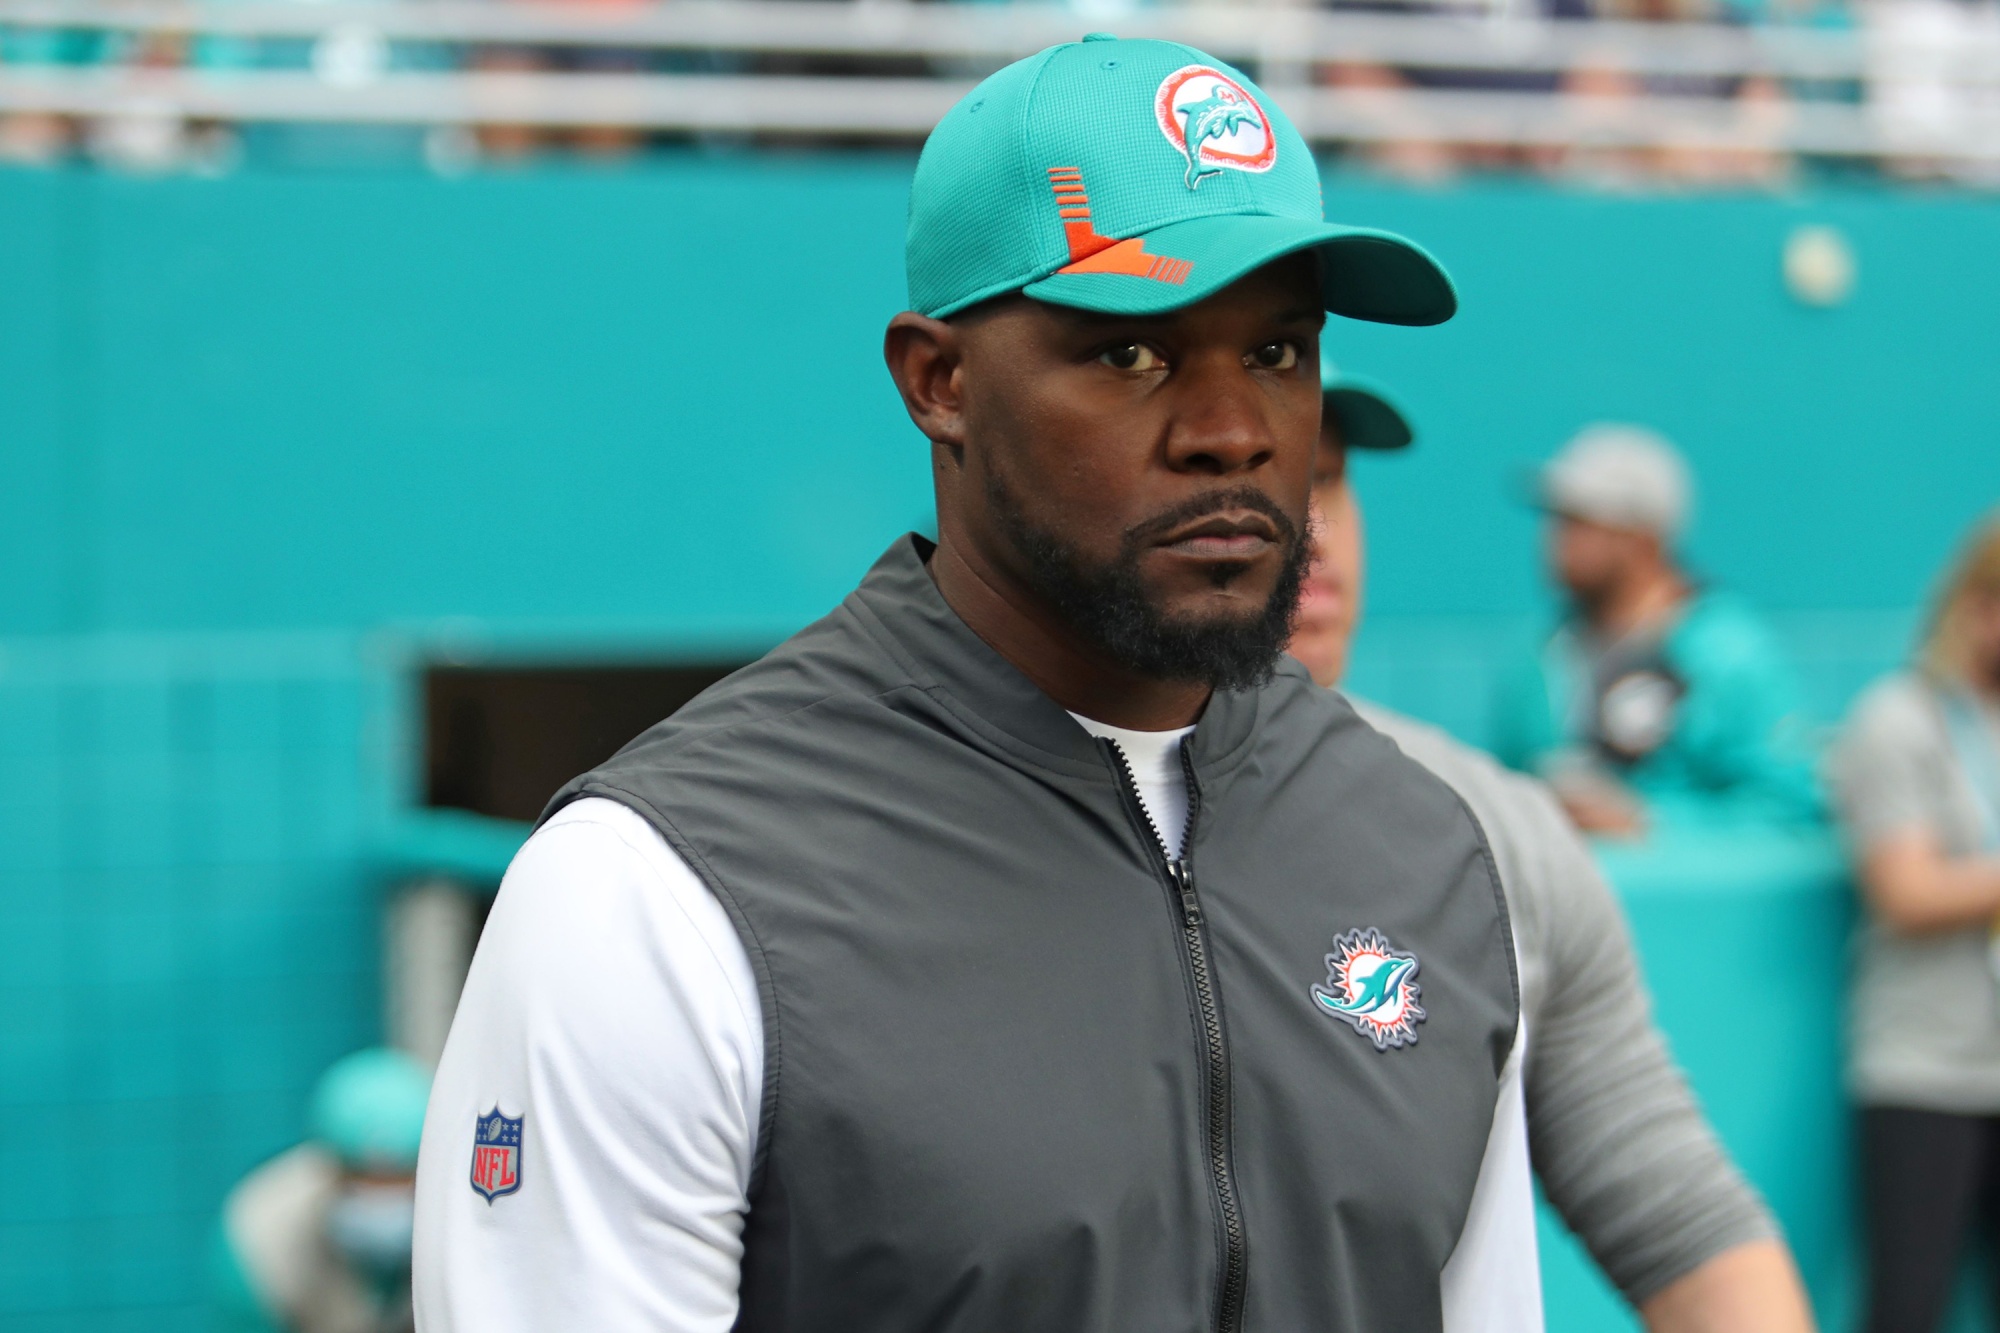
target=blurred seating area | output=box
[1,0,1998,185]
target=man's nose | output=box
[1163,358,1279,476]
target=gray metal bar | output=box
[6,67,1999,162]
[0,68,970,133]
[0,0,1944,82]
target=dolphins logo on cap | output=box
[1155,65,1277,190]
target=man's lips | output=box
[1155,512,1280,560]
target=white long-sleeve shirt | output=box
[416,724,1541,1332]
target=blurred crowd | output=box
[2,0,1999,186]
[1317,0,2000,190]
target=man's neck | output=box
[928,534,1212,731]
[1582,565,1689,642]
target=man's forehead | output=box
[1043,287,1324,337]
[1052,308,1322,342]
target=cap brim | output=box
[1022,213,1456,326]
[1516,465,1612,524]
[1323,377,1415,451]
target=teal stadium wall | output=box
[3,157,1999,1330]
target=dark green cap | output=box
[1320,352,1415,450]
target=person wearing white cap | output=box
[1493,425,1819,837]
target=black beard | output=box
[986,472,1308,692]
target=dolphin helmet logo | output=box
[1312,928,1426,1051]
[1154,65,1277,190]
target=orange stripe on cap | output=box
[1062,220,1119,263]
[1044,167,1192,285]
[1059,236,1192,283]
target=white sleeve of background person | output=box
[1439,1023,1544,1333]
[413,798,764,1333]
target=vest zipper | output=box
[1099,737,1248,1333]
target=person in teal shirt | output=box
[1494,424,1820,836]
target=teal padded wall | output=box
[3,158,2000,1330]
[0,635,392,1332]
[5,162,2000,641]
[0,158,933,642]
[1329,180,2000,622]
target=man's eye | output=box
[1099,344,1165,371]
[1248,342,1300,371]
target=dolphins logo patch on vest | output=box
[1154,65,1276,190]
[1312,928,1426,1051]
[470,1108,524,1203]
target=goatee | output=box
[986,473,1309,693]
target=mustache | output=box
[1122,485,1300,551]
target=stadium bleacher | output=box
[1,0,1999,182]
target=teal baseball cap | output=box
[906,35,1456,325]
[308,1047,432,1174]
[1321,352,1415,451]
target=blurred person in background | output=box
[1553,60,1791,189]
[557,0,650,160]
[466,0,650,164]
[212,1048,431,1333]
[88,22,200,174]
[1832,513,2000,1333]
[0,22,107,165]
[469,38,550,161]
[1865,0,2000,185]
[1494,423,1819,836]
[1313,59,1464,185]
[1291,361,1815,1332]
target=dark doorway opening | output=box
[423,662,747,823]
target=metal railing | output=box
[2,0,1998,165]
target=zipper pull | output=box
[1168,860,1201,925]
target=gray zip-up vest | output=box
[549,536,1518,1333]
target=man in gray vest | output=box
[1290,362,1817,1331]
[416,36,1532,1333]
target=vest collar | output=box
[847,535,1263,780]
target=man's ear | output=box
[884,312,969,456]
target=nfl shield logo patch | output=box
[470,1108,523,1203]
